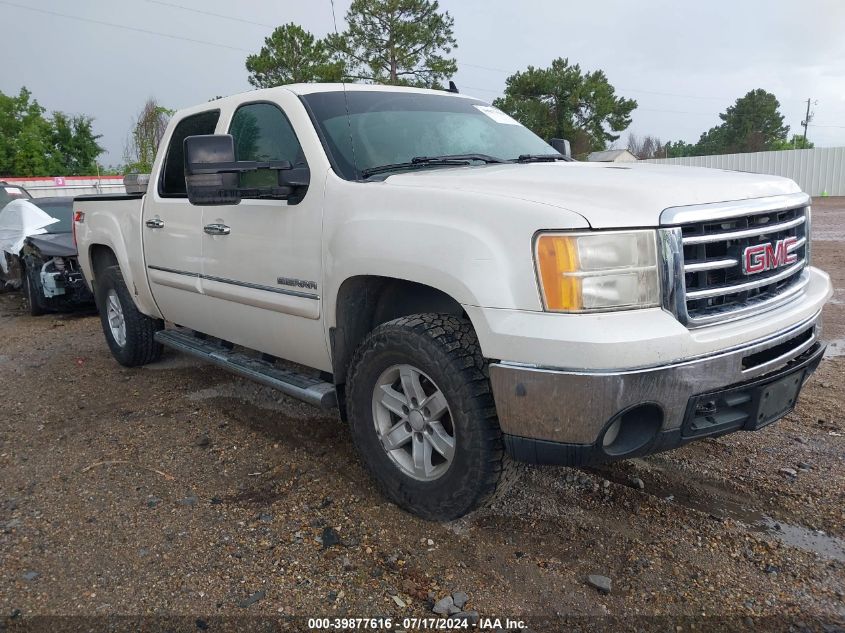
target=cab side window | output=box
[159,110,220,197]
[229,103,306,191]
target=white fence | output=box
[1,176,126,199]
[645,147,845,196]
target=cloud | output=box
[2,0,843,164]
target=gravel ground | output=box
[1,199,844,632]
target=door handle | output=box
[204,223,231,236]
[145,218,165,229]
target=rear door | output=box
[197,98,328,370]
[142,109,220,326]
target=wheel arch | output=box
[330,275,470,392]
[89,244,119,279]
[85,241,162,319]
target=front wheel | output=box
[22,265,46,316]
[95,265,163,366]
[346,314,506,521]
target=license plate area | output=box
[682,344,823,439]
[747,371,803,430]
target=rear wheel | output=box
[346,314,506,521]
[22,265,46,316]
[96,265,163,366]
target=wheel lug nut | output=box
[402,405,409,414]
[422,407,430,417]
[404,422,411,432]
[411,398,418,406]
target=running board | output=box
[154,329,337,409]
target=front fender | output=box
[322,176,590,328]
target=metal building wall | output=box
[645,147,845,196]
[1,176,126,198]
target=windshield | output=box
[0,184,32,209]
[34,198,73,233]
[302,91,555,180]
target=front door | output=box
[142,109,220,327]
[196,99,328,371]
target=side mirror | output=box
[184,135,242,206]
[184,134,311,205]
[549,138,571,159]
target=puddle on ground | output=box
[755,517,845,562]
[628,474,845,562]
[824,338,845,359]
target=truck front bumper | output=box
[488,309,827,466]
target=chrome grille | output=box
[660,194,811,327]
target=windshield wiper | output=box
[360,154,506,179]
[416,153,507,164]
[515,154,571,163]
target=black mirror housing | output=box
[184,135,241,206]
[549,138,572,158]
[184,134,311,205]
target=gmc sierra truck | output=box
[74,84,832,520]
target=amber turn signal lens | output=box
[535,235,582,311]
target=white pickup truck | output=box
[74,84,832,520]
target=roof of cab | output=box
[282,83,475,97]
[209,82,477,105]
[173,83,480,121]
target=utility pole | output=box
[801,98,813,147]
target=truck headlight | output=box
[534,230,660,312]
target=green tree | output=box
[679,89,789,156]
[0,87,103,177]
[666,89,792,158]
[664,139,696,158]
[50,112,103,175]
[493,58,637,155]
[0,87,48,176]
[12,119,52,176]
[773,134,814,150]
[246,23,344,88]
[713,89,788,153]
[328,0,457,87]
[691,125,728,156]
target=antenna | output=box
[447,81,459,94]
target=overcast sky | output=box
[2,0,844,164]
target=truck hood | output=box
[382,162,801,228]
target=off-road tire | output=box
[96,265,163,367]
[22,265,46,316]
[346,313,507,521]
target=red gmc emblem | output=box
[742,237,798,275]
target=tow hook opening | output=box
[601,404,663,457]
